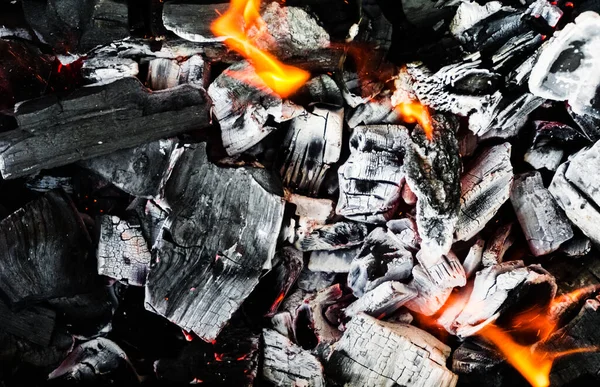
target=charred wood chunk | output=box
[455,143,513,242]
[510,172,573,256]
[162,2,229,43]
[295,221,367,252]
[560,236,592,257]
[568,108,600,141]
[97,215,151,286]
[532,120,587,146]
[481,222,515,267]
[294,284,343,351]
[463,237,485,279]
[0,301,55,347]
[450,1,503,41]
[48,338,139,385]
[524,144,564,171]
[477,93,545,140]
[550,161,600,245]
[353,0,392,70]
[460,8,530,53]
[207,60,303,156]
[0,77,210,179]
[0,190,93,305]
[452,338,504,375]
[146,55,204,91]
[145,143,284,342]
[264,246,304,317]
[347,93,403,129]
[81,139,177,198]
[26,175,73,194]
[0,328,73,371]
[279,105,343,196]
[529,12,600,120]
[327,313,458,387]
[262,329,325,387]
[405,264,453,316]
[348,227,414,297]
[565,140,600,206]
[308,247,358,273]
[297,269,337,293]
[286,194,335,225]
[336,125,409,224]
[344,281,417,319]
[129,198,168,250]
[295,74,343,106]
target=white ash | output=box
[450,1,504,39]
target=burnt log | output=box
[145,143,284,342]
[0,190,93,305]
[0,77,210,179]
[0,301,55,347]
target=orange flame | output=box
[395,102,434,140]
[211,0,310,97]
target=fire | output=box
[211,0,310,97]
[395,102,434,140]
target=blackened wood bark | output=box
[0,77,210,179]
[327,313,458,387]
[81,139,177,198]
[0,301,55,347]
[0,190,93,305]
[97,215,151,286]
[145,143,284,342]
[262,329,325,387]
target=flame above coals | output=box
[211,0,310,97]
[395,102,435,140]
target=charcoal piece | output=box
[327,313,458,387]
[265,247,304,316]
[532,120,587,146]
[287,194,335,224]
[403,118,463,287]
[0,328,73,371]
[455,143,514,241]
[162,2,228,43]
[295,221,367,251]
[450,1,503,39]
[145,143,284,342]
[279,105,343,196]
[146,55,204,90]
[353,0,392,71]
[344,281,417,319]
[524,144,564,171]
[26,175,73,194]
[262,329,325,387]
[437,282,475,334]
[48,338,139,385]
[347,94,402,128]
[550,161,600,245]
[81,139,177,198]
[0,301,55,347]
[348,227,414,297]
[481,223,515,266]
[129,198,168,250]
[490,31,544,74]
[308,248,358,273]
[297,270,337,292]
[452,338,504,374]
[0,190,93,305]
[386,218,420,249]
[296,74,343,106]
[460,9,530,53]
[511,172,573,256]
[463,237,485,279]
[405,264,453,316]
[336,124,409,224]
[0,77,210,179]
[97,215,151,286]
[452,262,556,338]
[400,0,453,27]
[529,12,600,120]
[207,61,304,156]
[560,236,592,257]
[476,93,545,140]
[82,56,139,85]
[271,311,295,340]
[522,0,563,33]
[568,108,600,141]
[565,141,600,206]
[295,285,343,350]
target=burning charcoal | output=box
[522,0,563,34]
[0,77,210,179]
[26,175,73,194]
[81,139,178,199]
[460,8,530,53]
[560,236,592,257]
[452,262,557,338]
[162,2,229,43]
[450,1,504,40]
[511,172,573,256]
[455,143,514,242]
[146,55,204,90]
[295,285,343,352]
[336,124,409,224]
[297,270,337,292]
[405,264,454,316]
[308,248,359,273]
[327,313,458,387]
[524,144,564,171]
[264,247,304,316]
[97,215,151,286]
[490,31,544,73]
[296,74,343,106]
[48,338,139,385]
[463,237,485,279]
[348,227,414,297]
[452,338,504,374]
[347,93,402,128]
[262,329,325,387]
[532,120,587,146]
[207,60,304,156]
[0,301,55,347]
[550,158,600,245]
[0,190,93,305]
[279,105,343,196]
[295,221,367,251]
[344,281,417,318]
[287,194,335,224]
[529,12,600,120]
[437,282,476,334]
[481,223,515,266]
[145,143,284,342]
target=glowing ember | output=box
[211,0,310,97]
[395,102,434,140]
[182,329,194,342]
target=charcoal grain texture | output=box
[262,329,325,387]
[145,143,284,342]
[0,77,210,179]
[0,190,93,305]
[327,313,458,387]
[0,300,56,347]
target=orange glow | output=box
[395,102,434,140]
[211,0,310,97]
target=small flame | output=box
[395,102,434,140]
[211,0,310,97]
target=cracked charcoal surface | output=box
[145,143,284,342]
